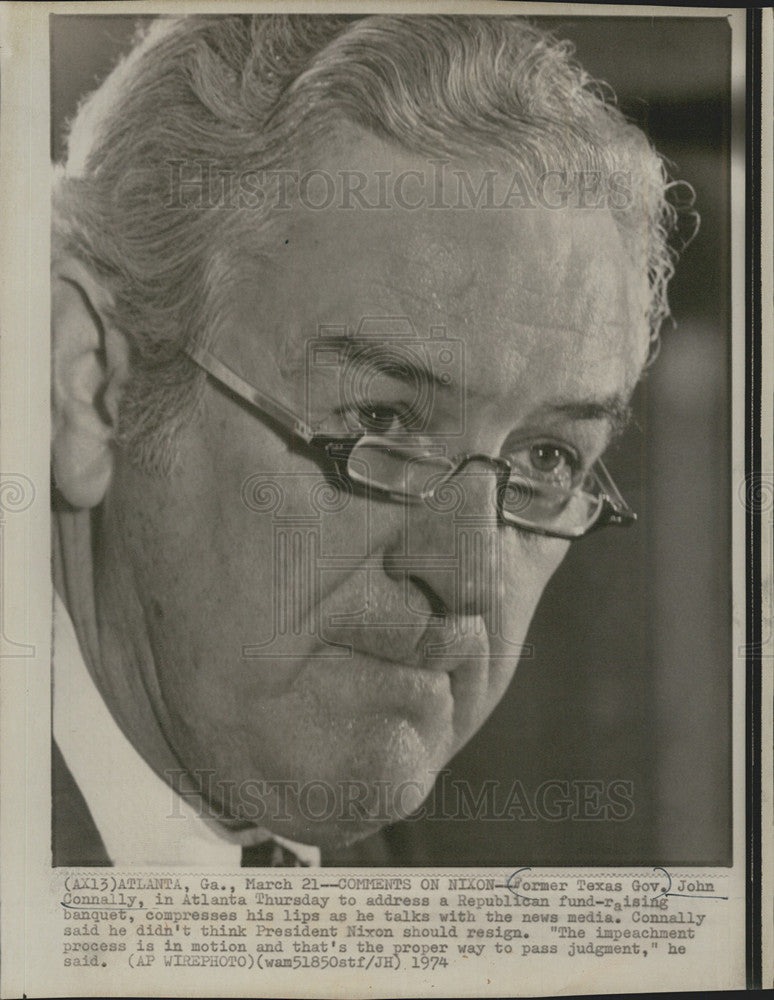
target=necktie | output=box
[241,838,310,867]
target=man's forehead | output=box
[266,200,649,359]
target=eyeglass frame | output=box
[185,342,637,541]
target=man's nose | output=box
[383,461,506,619]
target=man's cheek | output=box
[483,537,568,660]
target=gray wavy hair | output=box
[53,14,683,473]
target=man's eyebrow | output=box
[540,397,633,437]
[295,338,633,433]
[304,334,454,391]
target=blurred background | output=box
[51,13,734,866]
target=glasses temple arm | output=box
[186,342,317,444]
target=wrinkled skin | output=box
[81,136,649,849]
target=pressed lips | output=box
[318,617,490,672]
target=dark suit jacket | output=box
[52,740,111,866]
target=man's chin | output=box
[240,763,442,852]
[182,713,458,849]
[283,783,434,852]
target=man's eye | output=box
[350,403,408,434]
[510,442,582,490]
[530,444,569,473]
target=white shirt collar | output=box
[53,592,320,867]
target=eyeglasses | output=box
[185,343,636,540]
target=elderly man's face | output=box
[99,137,649,848]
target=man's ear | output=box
[51,258,130,508]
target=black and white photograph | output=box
[49,9,734,870]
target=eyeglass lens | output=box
[344,437,604,534]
